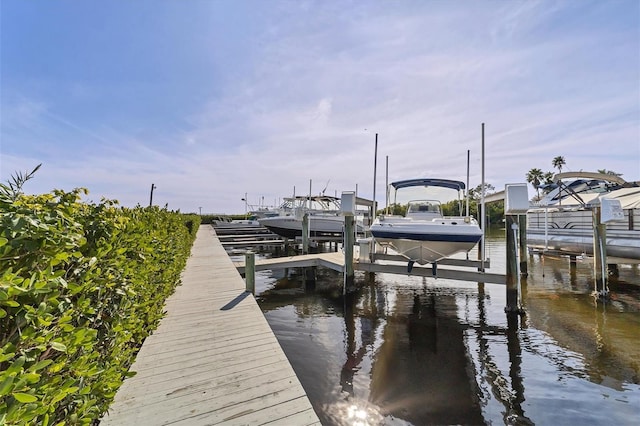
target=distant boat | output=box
[370,178,483,265]
[527,172,640,263]
[258,195,364,239]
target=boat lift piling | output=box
[504,184,529,315]
[518,215,528,277]
[301,213,317,284]
[591,198,624,299]
[341,192,357,294]
[505,215,524,314]
[592,205,607,296]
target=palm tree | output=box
[597,169,623,178]
[543,171,555,185]
[526,168,544,198]
[552,156,566,175]
[552,156,566,205]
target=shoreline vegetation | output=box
[0,171,200,424]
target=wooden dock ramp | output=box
[101,225,320,426]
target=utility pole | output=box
[149,183,156,207]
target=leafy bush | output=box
[0,183,198,425]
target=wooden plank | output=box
[215,405,322,426]
[373,252,492,268]
[100,225,319,425]
[217,234,280,240]
[234,251,345,273]
[221,240,286,247]
[110,378,309,425]
[355,261,507,284]
[110,350,288,395]
[111,365,298,416]
[171,390,315,425]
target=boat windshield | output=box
[279,196,341,212]
[388,180,465,216]
[406,200,442,218]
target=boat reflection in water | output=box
[249,229,639,425]
[366,289,486,425]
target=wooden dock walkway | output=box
[101,225,320,426]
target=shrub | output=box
[0,185,197,425]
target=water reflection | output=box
[368,287,485,425]
[245,230,640,425]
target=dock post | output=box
[304,267,316,287]
[245,251,255,294]
[344,215,355,294]
[340,191,357,294]
[592,206,608,299]
[477,203,484,272]
[518,214,528,277]
[302,213,310,254]
[505,215,523,314]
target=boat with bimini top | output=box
[527,172,640,263]
[370,178,483,266]
[258,195,364,239]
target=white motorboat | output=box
[258,195,364,239]
[527,172,640,263]
[370,178,483,265]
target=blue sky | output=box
[2,0,639,213]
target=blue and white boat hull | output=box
[370,217,482,264]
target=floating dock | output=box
[101,225,320,425]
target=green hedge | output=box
[0,188,200,425]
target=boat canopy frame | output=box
[388,178,467,217]
[390,178,466,191]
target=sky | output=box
[1,0,639,214]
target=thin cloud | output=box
[1,1,638,213]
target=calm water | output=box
[235,228,640,425]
